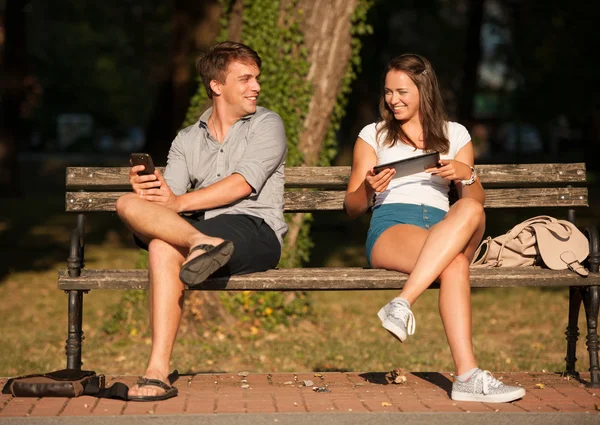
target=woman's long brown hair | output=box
[376,54,450,154]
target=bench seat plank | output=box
[65,187,588,212]
[58,267,599,291]
[66,163,586,190]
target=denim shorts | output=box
[366,203,447,266]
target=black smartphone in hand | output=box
[130,153,156,176]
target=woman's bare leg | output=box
[370,199,485,374]
[399,198,484,305]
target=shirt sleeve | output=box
[232,112,288,194]
[163,131,192,196]
[448,122,472,158]
[357,122,379,152]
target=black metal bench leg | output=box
[66,290,85,370]
[65,214,86,371]
[565,286,582,378]
[583,286,600,387]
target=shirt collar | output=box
[198,106,256,129]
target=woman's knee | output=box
[451,198,485,225]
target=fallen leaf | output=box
[535,383,545,389]
[303,380,313,387]
[314,373,323,378]
[381,402,392,407]
[283,381,293,385]
[241,384,250,389]
[238,371,249,377]
[393,375,407,384]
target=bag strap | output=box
[560,251,589,277]
[471,237,492,266]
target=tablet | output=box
[373,151,440,178]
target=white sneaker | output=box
[377,299,416,342]
[451,369,526,403]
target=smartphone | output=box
[130,153,156,176]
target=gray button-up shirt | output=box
[163,106,288,248]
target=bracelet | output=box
[460,166,477,186]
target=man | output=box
[115,41,288,401]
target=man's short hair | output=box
[196,41,262,99]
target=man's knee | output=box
[115,193,139,220]
[148,238,185,263]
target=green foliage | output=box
[102,290,148,336]
[240,0,312,167]
[220,290,311,331]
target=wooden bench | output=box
[60,163,600,387]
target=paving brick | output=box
[88,398,124,416]
[273,397,306,412]
[185,396,215,414]
[0,371,596,417]
[29,397,69,417]
[0,398,35,417]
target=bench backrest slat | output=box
[66,163,587,190]
[65,187,588,212]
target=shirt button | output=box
[217,174,221,177]
[424,216,428,220]
[425,224,430,228]
[423,209,427,212]
[220,149,224,152]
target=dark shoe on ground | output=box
[128,377,178,402]
[179,241,234,287]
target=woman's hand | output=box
[365,167,396,193]
[426,159,472,182]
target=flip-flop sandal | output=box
[128,377,178,402]
[179,240,234,287]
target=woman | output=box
[344,53,525,403]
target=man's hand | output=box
[129,165,161,194]
[129,167,181,212]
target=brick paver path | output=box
[1,371,599,417]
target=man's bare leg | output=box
[128,238,186,398]
[116,193,223,264]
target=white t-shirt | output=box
[358,121,471,212]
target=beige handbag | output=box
[471,215,590,276]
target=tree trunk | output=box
[295,0,360,165]
[280,0,359,259]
